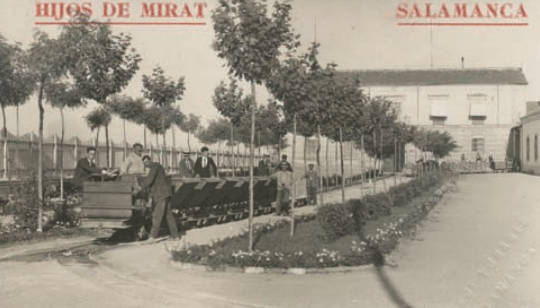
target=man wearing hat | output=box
[120,142,145,175]
[194,146,217,178]
[258,154,272,176]
[178,151,195,178]
[304,163,318,205]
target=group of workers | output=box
[73,143,319,243]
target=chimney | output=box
[461,57,465,69]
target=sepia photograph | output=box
[1,0,539,307]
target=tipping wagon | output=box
[79,174,278,240]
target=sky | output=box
[1,0,539,149]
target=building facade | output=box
[339,68,528,162]
[521,102,540,174]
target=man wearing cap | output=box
[258,154,272,176]
[194,146,217,178]
[178,151,195,178]
[271,161,294,216]
[120,143,145,175]
[135,155,179,242]
[305,163,318,205]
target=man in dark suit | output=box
[178,151,195,178]
[258,154,272,176]
[274,154,293,172]
[73,147,106,191]
[194,146,217,178]
[136,155,179,242]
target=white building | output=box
[521,101,540,174]
[338,68,528,162]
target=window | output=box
[429,95,448,125]
[470,116,486,125]
[429,95,448,117]
[468,94,488,124]
[431,116,446,126]
[534,135,538,161]
[526,136,530,161]
[471,138,485,152]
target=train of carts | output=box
[78,174,299,240]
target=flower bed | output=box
[170,171,458,270]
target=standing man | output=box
[257,154,272,176]
[194,146,217,178]
[73,147,106,191]
[136,155,179,242]
[120,143,145,175]
[178,151,195,178]
[304,163,318,205]
[271,161,294,216]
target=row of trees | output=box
[1,15,192,231]
[1,0,457,243]
[209,0,457,247]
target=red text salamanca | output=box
[396,3,528,19]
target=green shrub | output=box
[316,202,357,241]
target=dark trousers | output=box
[149,197,179,239]
[276,188,290,214]
[306,187,317,205]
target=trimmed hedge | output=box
[317,171,454,241]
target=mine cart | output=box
[79,174,278,240]
[79,174,148,237]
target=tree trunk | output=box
[394,137,397,188]
[380,129,387,193]
[231,124,235,178]
[248,81,256,251]
[349,140,353,185]
[325,136,329,191]
[258,130,261,157]
[37,80,45,232]
[123,119,127,161]
[105,124,110,168]
[360,134,364,198]
[317,125,323,205]
[172,126,176,171]
[162,114,166,148]
[1,105,7,179]
[372,131,377,193]
[290,113,297,237]
[277,133,281,161]
[339,127,345,204]
[16,105,19,178]
[303,135,307,172]
[143,125,147,148]
[217,142,221,175]
[60,108,65,198]
[334,139,338,188]
[187,131,191,153]
[95,126,100,165]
